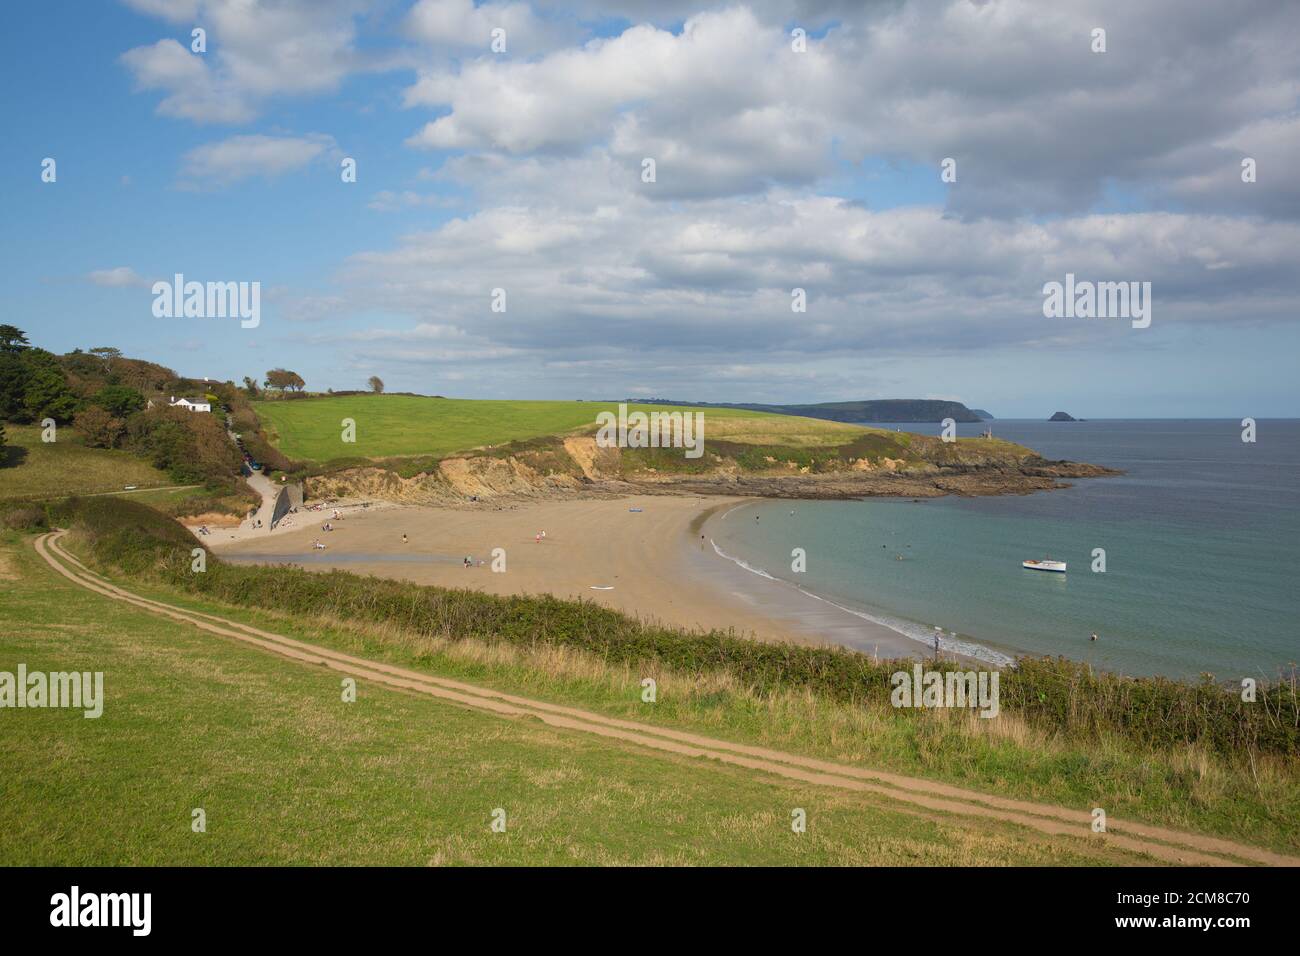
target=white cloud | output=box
[120,38,254,124]
[405,0,576,57]
[120,0,376,124]
[402,0,1300,214]
[339,189,1300,374]
[179,133,339,186]
[121,0,201,22]
[367,190,457,212]
[87,266,150,287]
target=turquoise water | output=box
[708,420,1299,680]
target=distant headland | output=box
[622,397,985,423]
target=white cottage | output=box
[168,396,212,413]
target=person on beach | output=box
[933,627,942,659]
[402,533,408,544]
[535,533,541,543]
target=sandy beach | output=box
[210,493,934,659]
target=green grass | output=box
[253,395,847,464]
[0,425,172,501]
[0,535,1138,865]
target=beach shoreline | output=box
[209,493,969,663]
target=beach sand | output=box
[211,493,934,659]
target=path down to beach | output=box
[34,530,1299,868]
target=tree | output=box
[368,375,385,394]
[9,349,80,424]
[0,326,30,354]
[74,405,126,449]
[126,407,242,486]
[88,347,122,369]
[242,376,260,397]
[265,368,305,392]
[92,384,145,419]
[0,354,25,420]
[23,366,80,423]
[108,357,176,393]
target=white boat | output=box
[1023,559,1067,573]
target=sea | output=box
[702,419,1299,680]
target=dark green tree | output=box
[23,366,80,423]
[0,325,30,354]
[93,384,145,419]
[0,354,25,420]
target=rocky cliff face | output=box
[304,435,1118,505]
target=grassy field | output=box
[0,425,172,501]
[0,534,1141,866]
[253,395,862,463]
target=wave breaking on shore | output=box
[707,538,1016,667]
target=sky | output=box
[1,0,1298,417]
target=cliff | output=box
[305,433,1119,506]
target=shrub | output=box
[74,405,127,448]
[1,503,48,531]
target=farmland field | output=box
[253,395,866,463]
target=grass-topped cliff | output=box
[253,394,1111,504]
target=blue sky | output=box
[2,0,1298,417]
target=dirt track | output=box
[34,530,1299,868]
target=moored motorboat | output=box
[1022,558,1067,573]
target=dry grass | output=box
[670,414,871,448]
